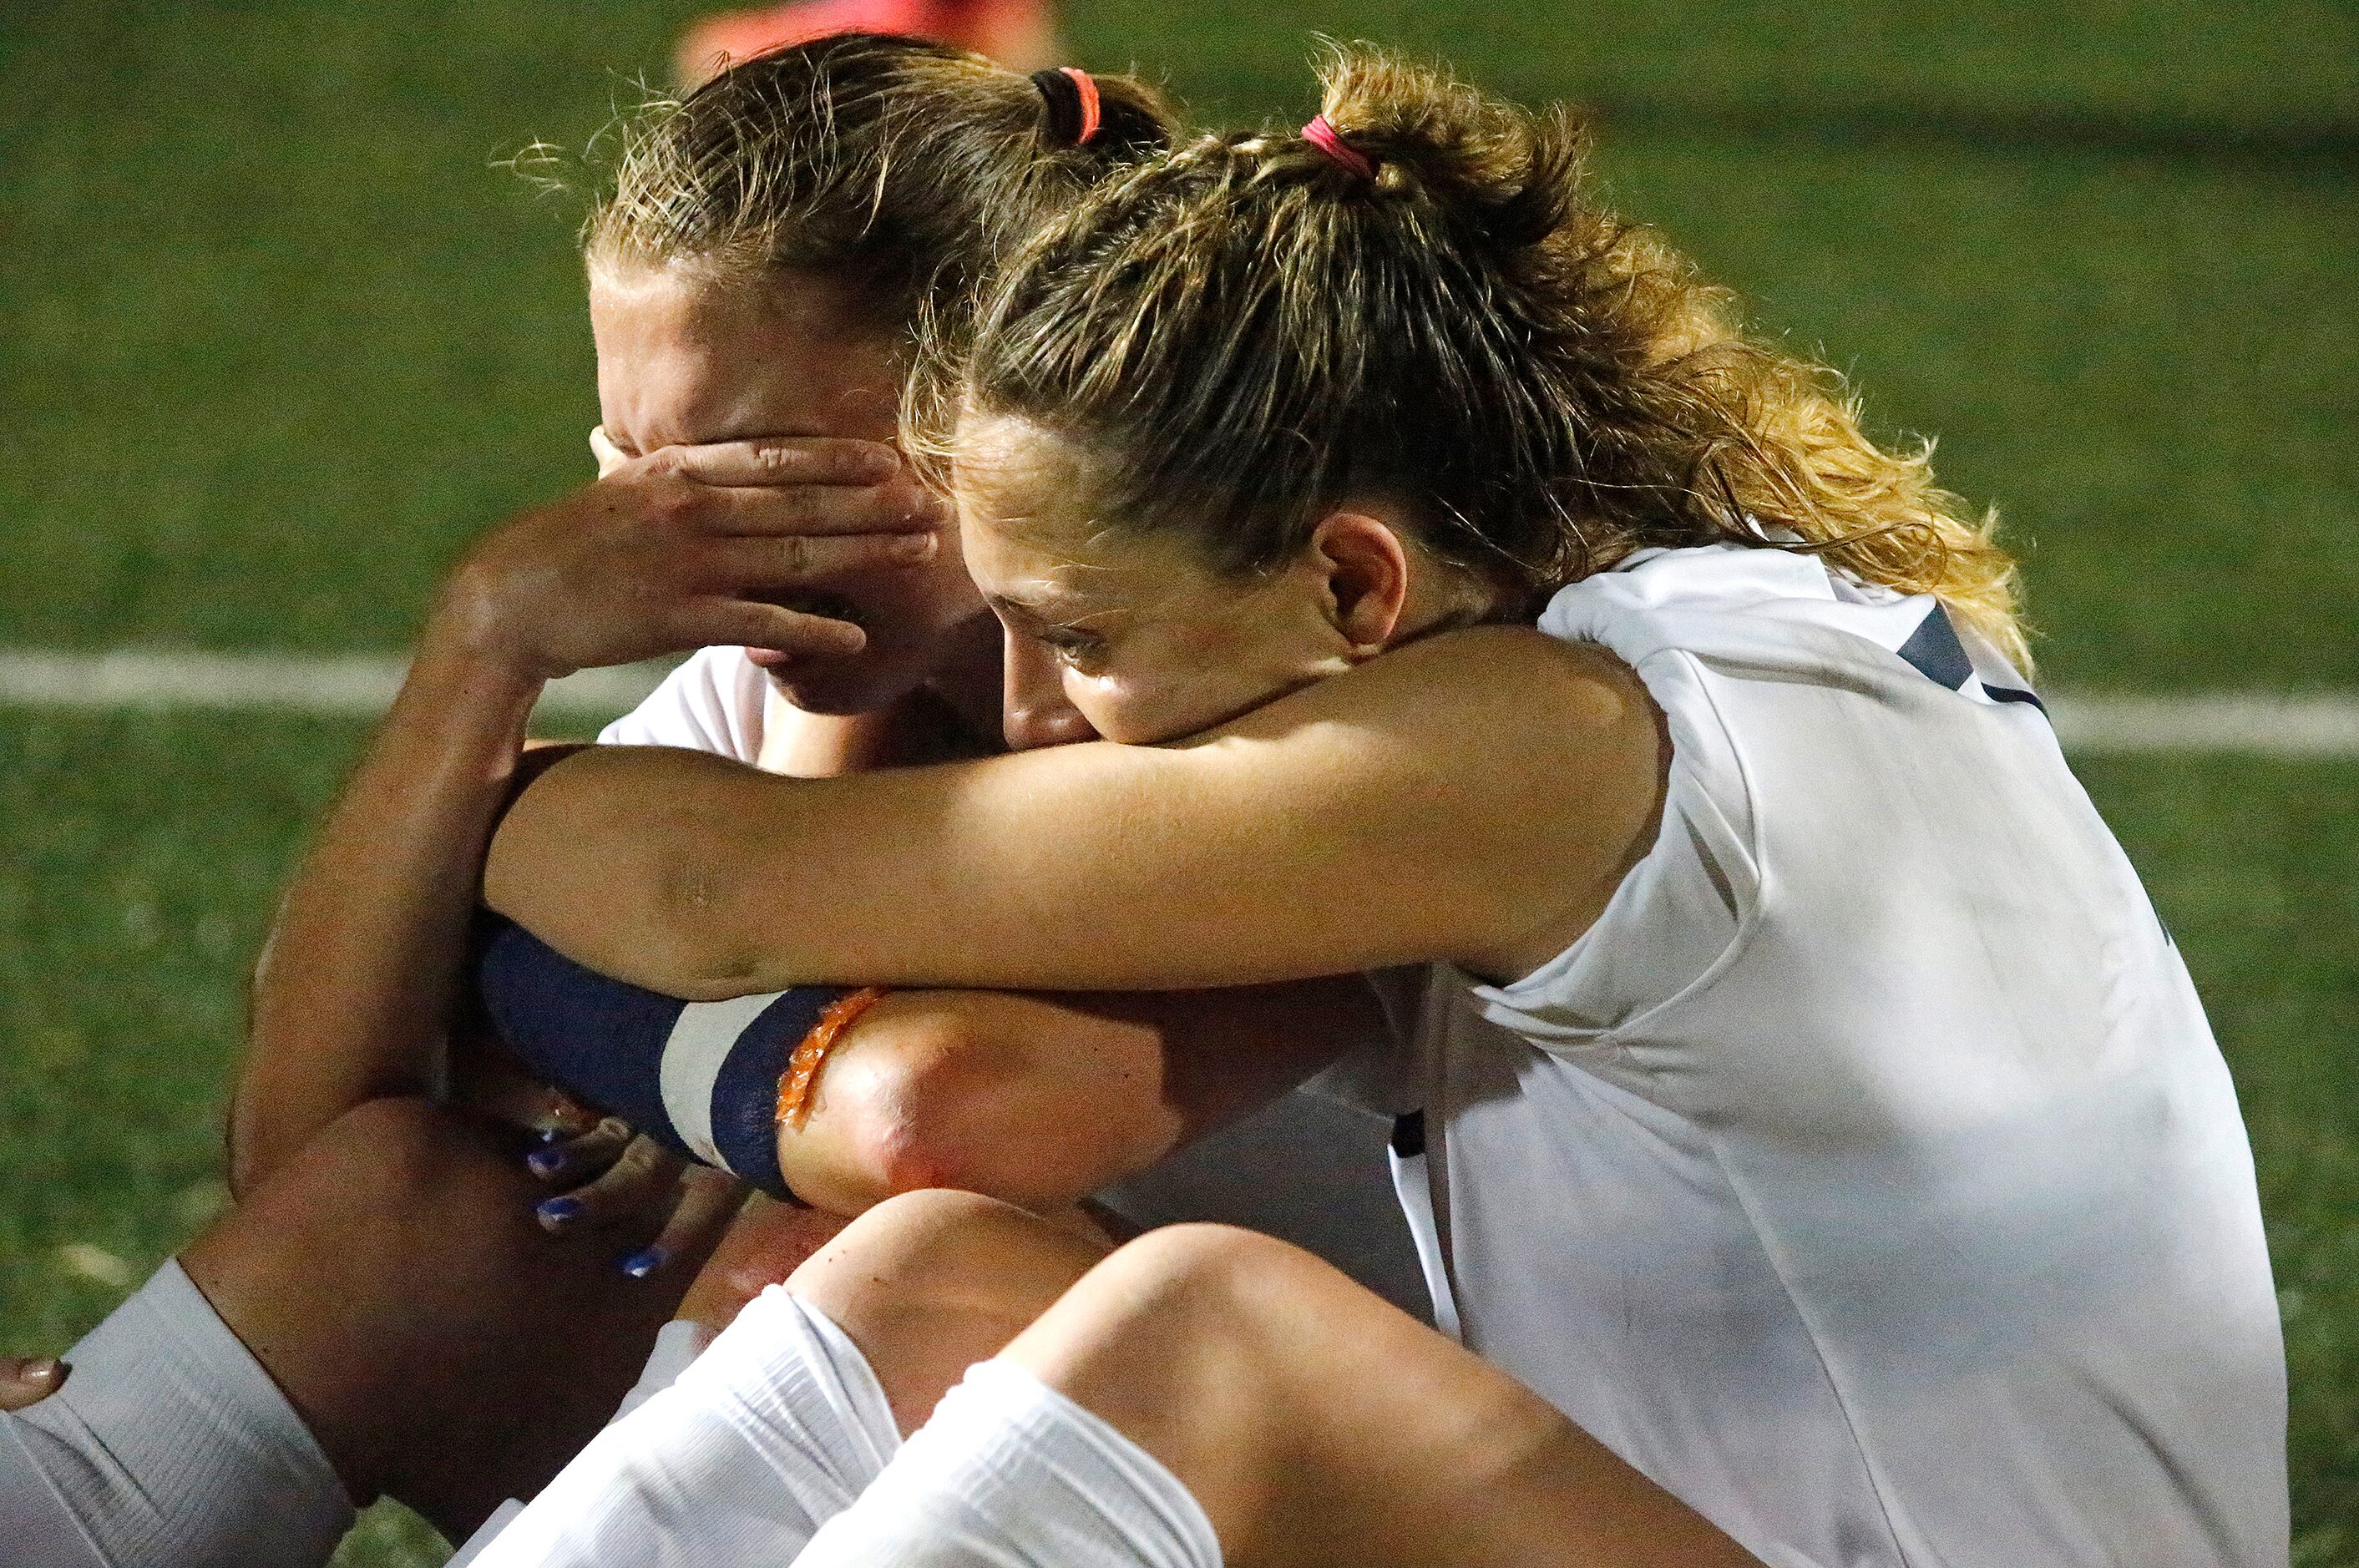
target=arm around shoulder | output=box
[484,626,1664,996]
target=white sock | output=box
[463,1286,900,1568]
[2,1259,353,1568]
[612,1317,718,1423]
[792,1358,1223,1568]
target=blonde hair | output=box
[582,33,1173,339]
[934,47,2029,670]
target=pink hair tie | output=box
[1301,114,1376,182]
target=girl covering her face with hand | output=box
[216,33,1407,1566]
[484,47,2284,1568]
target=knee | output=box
[1011,1224,1336,1386]
[782,1191,1111,1432]
[792,999,1162,1215]
[797,1008,1035,1210]
[1093,1223,1319,1317]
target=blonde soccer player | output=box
[481,48,2286,1568]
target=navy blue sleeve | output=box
[473,918,847,1200]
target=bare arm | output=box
[485,626,1665,999]
[233,645,542,1195]
[230,439,939,1193]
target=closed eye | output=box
[1036,625,1107,671]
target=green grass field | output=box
[2,3,2352,1562]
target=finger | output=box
[650,438,900,489]
[0,1356,68,1411]
[666,597,868,659]
[537,1135,689,1233]
[705,474,949,538]
[460,1053,600,1139]
[619,1168,747,1280]
[589,425,630,478]
[708,530,938,589]
[525,1115,633,1185]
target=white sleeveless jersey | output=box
[1377,544,2286,1568]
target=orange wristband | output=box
[776,987,887,1129]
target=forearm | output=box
[483,630,1658,996]
[233,634,544,1193]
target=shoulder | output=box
[1205,625,1666,981]
[600,647,768,760]
[1266,623,1658,764]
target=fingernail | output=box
[891,533,937,562]
[526,1147,566,1177]
[536,1196,582,1228]
[24,1358,60,1383]
[534,1125,569,1146]
[619,1247,667,1280]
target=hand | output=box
[431,437,948,681]
[445,1017,608,1145]
[0,1356,67,1411]
[526,1121,747,1279]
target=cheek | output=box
[1063,646,1238,744]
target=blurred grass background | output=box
[1,2,2351,1561]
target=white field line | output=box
[2,648,2357,756]
[0,649,671,721]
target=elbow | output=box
[650,859,770,1001]
[483,754,787,994]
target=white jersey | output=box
[600,649,1433,1318]
[1378,544,2286,1567]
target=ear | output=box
[1307,508,1415,653]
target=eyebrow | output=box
[986,591,1118,639]
[985,593,1063,627]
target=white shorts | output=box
[0,1257,355,1568]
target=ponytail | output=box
[938,46,2027,670]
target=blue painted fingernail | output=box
[534,1125,568,1146]
[619,1247,666,1280]
[536,1196,582,1226]
[526,1148,565,1176]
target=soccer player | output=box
[3,36,1404,1568]
[481,48,2289,1567]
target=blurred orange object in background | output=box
[676,0,1061,83]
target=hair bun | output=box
[1315,47,1582,249]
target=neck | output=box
[1386,560,1525,650]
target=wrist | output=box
[417,582,559,691]
[402,622,549,723]
[424,548,576,681]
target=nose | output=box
[1002,630,1100,751]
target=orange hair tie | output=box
[1033,67,1102,147]
[1063,68,1102,145]
[776,986,887,1129]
